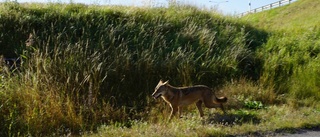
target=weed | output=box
[244,101,265,110]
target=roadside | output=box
[232,127,320,137]
[276,128,320,137]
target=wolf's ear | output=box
[159,79,163,83]
[163,80,169,85]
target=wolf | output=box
[152,80,227,120]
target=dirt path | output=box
[235,128,320,137]
[276,129,320,137]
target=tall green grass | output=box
[0,2,266,136]
[1,0,320,135]
[256,27,320,99]
[243,0,320,100]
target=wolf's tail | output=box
[216,96,227,103]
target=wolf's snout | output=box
[152,93,156,98]
[152,93,161,99]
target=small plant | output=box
[244,100,265,110]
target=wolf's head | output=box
[152,80,169,99]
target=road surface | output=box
[276,129,320,137]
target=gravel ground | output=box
[276,129,320,137]
[233,128,320,137]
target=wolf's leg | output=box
[220,104,226,114]
[196,100,204,117]
[169,105,178,120]
[178,106,183,118]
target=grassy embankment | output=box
[0,0,320,136]
[243,0,320,101]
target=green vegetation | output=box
[244,0,320,100]
[0,0,320,136]
[87,106,320,137]
[243,0,320,31]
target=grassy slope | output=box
[243,0,320,32]
[244,0,320,99]
[92,0,320,136]
[0,0,320,136]
[0,2,264,136]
